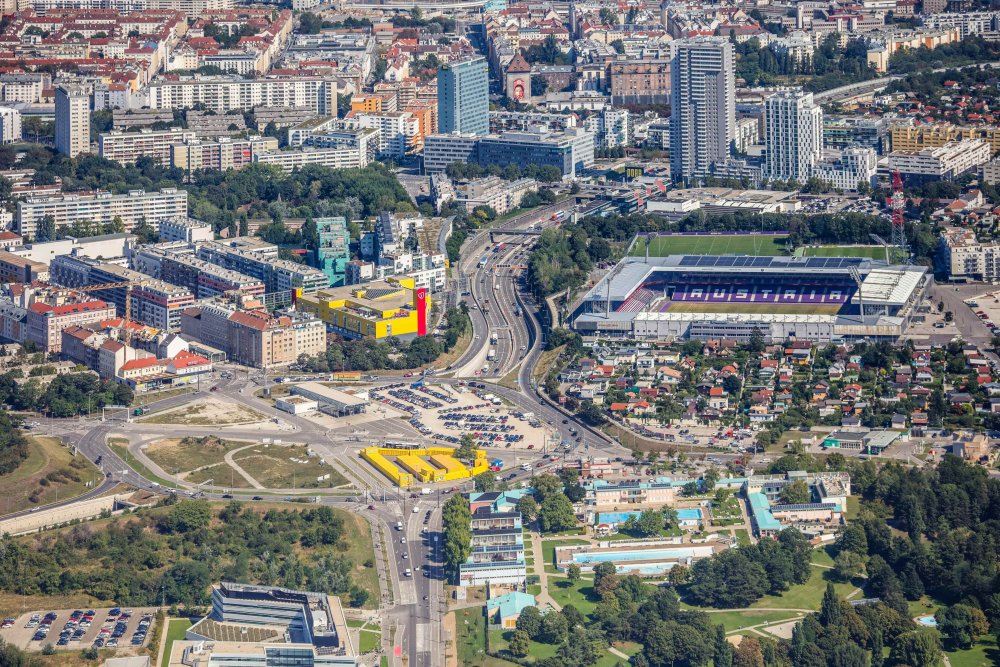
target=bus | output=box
[478,255,488,268]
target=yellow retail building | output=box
[360,446,488,488]
[295,277,431,340]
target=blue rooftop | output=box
[487,592,536,619]
[748,492,782,532]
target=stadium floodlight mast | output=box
[848,266,865,325]
[869,234,891,264]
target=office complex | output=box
[437,56,489,135]
[424,129,595,178]
[669,37,735,181]
[16,189,188,240]
[174,582,357,666]
[315,217,351,287]
[55,84,90,158]
[764,89,823,183]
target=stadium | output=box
[571,235,931,343]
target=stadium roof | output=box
[584,254,925,304]
[856,268,925,306]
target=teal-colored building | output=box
[314,217,350,287]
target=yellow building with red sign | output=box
[295,277,430,340]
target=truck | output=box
[420,487,431,495]
[490,331,498,344]
[487,348,496,361]
[396,521,403,531]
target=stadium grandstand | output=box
[571,245,930,343]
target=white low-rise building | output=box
[812,147,879,190]
[889,139,991,183]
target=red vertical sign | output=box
[416,288,427,336]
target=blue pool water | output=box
[573,547,698,564]
[916,616,938,627]
[676,508,701,520]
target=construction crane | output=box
[67,280,146,344]
[888,169,907,256]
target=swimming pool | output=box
[916,616,938,627]
[573,547,701,564]
[676,508,701,520]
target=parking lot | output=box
[0,606,158,652]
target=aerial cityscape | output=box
[0,0,996,666]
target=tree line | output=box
[0,372,134,417]
[296,305,470,373]
[0,500,371,609]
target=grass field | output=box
[453,609,510,667]
[748,566,861,610]
[233,444,349,489]
[946,636,1000,666]
[185,462,253,488]
[665,303,842,315]
[160,618,193,667]
[144,437,254,475]
[632,234,789,257]
[706,610,805,632]
[141,401,266,426]
[0,436,102,514]
[801,246,885,259]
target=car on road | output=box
[252,496,263,501]
[222,494,233,499]
[412,506,419,513]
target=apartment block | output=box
[888,139,991,184]
[196,240,329,294]
[16,189,188,241]
[49,255,195,333]
[0,107,21,144]
[609,59,671,105]
[55,84,90,158]
[132,244,266,299]
[454,176,537,217]
[0,250,48,283]
[146,76,337,115]
[315,217,350,287]
[252,146,368,172]
[98,128,196,165]
[180,302,326,368]
[939,226,1000,282]
[26,299,117,353]
[171,136,279,175]
[890,122,1000,154]
[159,218,213,243]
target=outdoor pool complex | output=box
[676,508,702,521]
[568,545,716,575]
[916,616,938,627]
